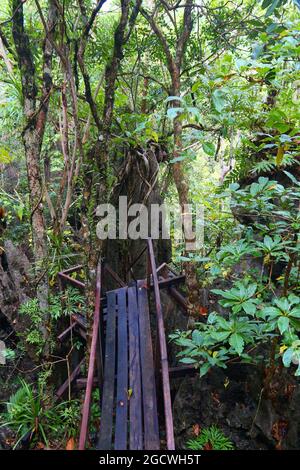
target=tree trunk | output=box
[23,127,49,344]
[172,77,200,317]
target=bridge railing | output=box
[146,238,175,450]
[78,261,102,450]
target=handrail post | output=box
[146,238,175,450]
[78,260,102,450]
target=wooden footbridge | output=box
[57,239,193,450]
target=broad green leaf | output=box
[179,357,197,364]
[192,81,201,93]
[242,301,256,315]
[192,330,203,346]
[261,307,281,318]
[167,107,184,120]
[282,347,293,367]
[265,0,281,17]
[0,148,12,164]
[200,362,211,377]
[290,308,300,319]
[210,331,231,341]
[202,142,216,156]
[229,333,244,355]
[212,89,226,112]
[277,316,289,334]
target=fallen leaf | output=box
[199,306,208,316]
[192,424,201,437]
[203,441,213,450]
[272,420,288,450]
[224,377,230,388]
[66,437,75,450]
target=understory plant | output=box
[187,425,234,450]
[171,177,300,378]
[1,379,80,449]
[18,287,84,357]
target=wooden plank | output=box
[97,290,117,450]
[115,287,129,450]
[147,238,175,450]
[137,281,160,450]
[128,286,143,450]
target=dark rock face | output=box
[0,240,31,332]
[173,364,300,450]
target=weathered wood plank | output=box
[97,291,117,450]
[115,287,129,450]
[137,281,160,450]
[128,286,143,450]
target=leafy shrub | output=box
[171,177,300,377]
[1,379,80,448]
[187,425,234,450]
[18,287,85,356]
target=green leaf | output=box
[202,142,216,156]
[290,308,300,319]
[192,81,201,93]
[200,362,211,377]
[210,331,231,341]
[265,0,281,17]
[179,357,198,364]
[212,89,226,112]
[167,107,184,120]
[277,316,289,334]
[242,301,256,315]
[192,330,203,346]
[262,0,273,8]
[0,148,12,164]
[165,96,183,103]
[282,347,293,367]
[229,333,244,355]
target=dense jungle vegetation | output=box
[0,0,299,453]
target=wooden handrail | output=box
[58,265,83,276]
[146,238,175,450]
[58,272,85,290]
[78,261,102,450]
